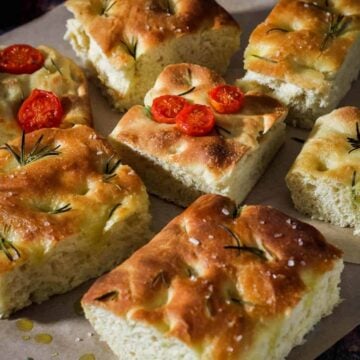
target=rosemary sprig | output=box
[103,155,122,181]
[251,54,278,64]
[320,14,350,51]
[108,203,121,219]
[177,86,196,97]
[51,58,63,76]
[215,125,232,136]
[101,0,117,16]
[219,224,266,259]
[291,137,306,144]
[231,204,243,219]
[144,106,153,119]
[160,0,175,15]
[351,171,360,205]
[151,271,169,288]
[120,38,138,59]
[266,28,290,34]
[50,203,72,215]
[229,296,254,307]
[95,290,119,302]
[347,122,360,153]
[0,227,20,262]
[1,132,61,167]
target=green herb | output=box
[215,125,232,136]
[251,54,278,64]
[321,14,350,51]
[151,271,169,288]
[50,203,72,215]
[177,86,196,97]
[102,0,117,16]
[220,224,266,259]
[108,203,121,219]
[266,28,290,34]
[103,155,122,181]
[94,290,119,302]
[120,38,138,59]
[0,226,20,262]
[144,106,153,119]
[231,205,243,219]
[160,0,175,15]
[347,122,360,153]
[351,171,360,206]
[51,58,63,75]
[291,137,306,144]
[1,132,61,167]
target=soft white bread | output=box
[82,194,343,360]
[239,0,360,129]
[64,0,241,112]
[0,45,92,145]
[0,125,151,318]
[286,106,360,236]
[109,63,288,207]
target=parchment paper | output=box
[0,2,359,360]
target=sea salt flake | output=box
[274,233,283,238]
[222,208,230,216]
[189,237,200,246]
[288,259,295,267]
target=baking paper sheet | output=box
[0,2,359,359]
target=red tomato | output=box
[208,85,245,114]
[0,44,45,74]
[151,95,188,124]
[17,89,63,133]
[176,104,215,136]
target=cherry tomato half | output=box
[151,95,188,124]
[176,104,215,136]
[208,85,245,114]
[0,44,45,75]
[17,89,63,133]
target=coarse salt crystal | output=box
[189,237,200,246]
[222,208,230,216]
[274,233,283,238]
[288,259,295,267]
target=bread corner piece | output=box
[286,106,360,236]
[0,45,92,146]
[82,194,343,360]
[109,63,288,207]
[0,125,151,318]
[64,0,241,112]
[239,0,360,129]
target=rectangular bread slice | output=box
[239,0,360,129]
[82,194,343,360]
[0,125,151,318]
[64,0,241,112]
[0,45,92,146]
[286,106,360,236]
[109,63,288,207]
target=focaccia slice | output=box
[64,0,241,111]
[109,63,288,207]
[240,0,360,129]
[286,106,360,235]
[0,45,92,145]
[82,194,343,360]
[0,125,150,318]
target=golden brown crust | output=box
[83,194,342,358]
[244,0,360,90]
[111,63,288,179]
[287,106,360,184]
[65,0,240,67]
[0,45,92,145]
[0,125,146,272]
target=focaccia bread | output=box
[239,0,360,129]
[0,125,151,318]
[64,0,241,112]
[0,45,92,145]
[286,106,360,236]
[109,63,288,207]
[82,194,343,360]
